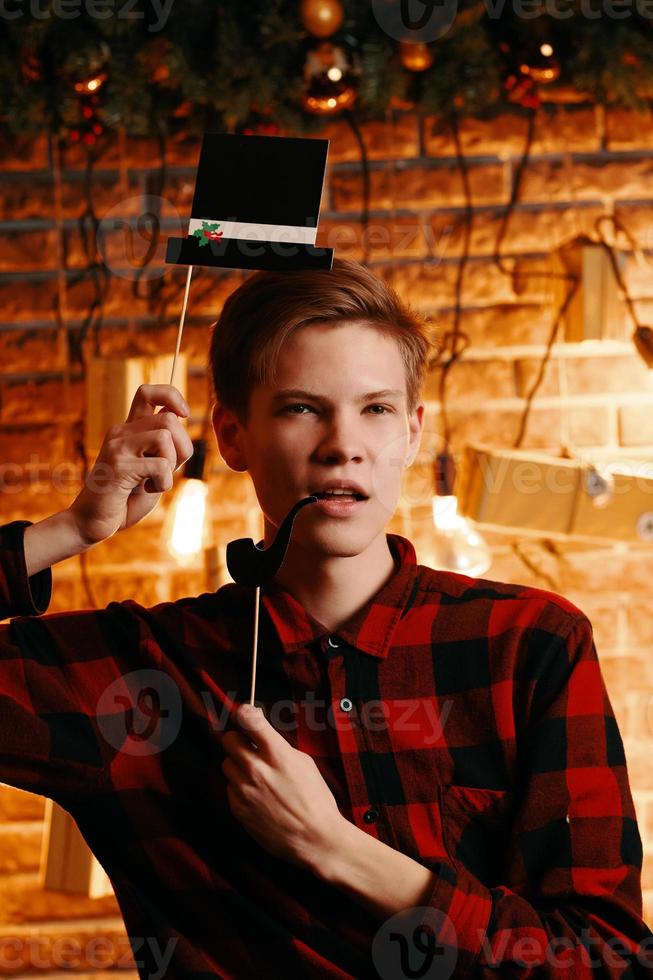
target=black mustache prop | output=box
[226,495,319,587]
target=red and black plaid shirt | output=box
[0,519,651,978]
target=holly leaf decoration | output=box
[193,220,223,246]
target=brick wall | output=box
[1,103,652,963]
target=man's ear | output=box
[405,403,424,468]
[211,401,248,473]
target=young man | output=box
[2,258,651,978]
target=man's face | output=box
[213,320,424,557]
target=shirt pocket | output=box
[441,784,516,887]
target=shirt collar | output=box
[260,533,419,659]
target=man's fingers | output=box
[232,705,281,759]
[117,412,194,470]
[126,384,190,423]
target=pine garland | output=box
[2,0,653,138]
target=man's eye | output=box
[283,402,392,415]
[283,403,313,414]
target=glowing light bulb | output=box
[327,66,342,81]
[164,438,210,567]
[74,70,108,95]
[431,494,492,576]
[540,43,554,57]
[166,478,209,565]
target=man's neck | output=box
[268,530,397,635]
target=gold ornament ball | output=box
[519,41,561,85]
[301,41,359,116]
[301,0,344,38]
[399,41,434,72]
[302,83,357,115]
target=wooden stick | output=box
[167,263,262,709]
[249,585,260,706]
[169,264,194,387]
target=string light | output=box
[431,451,492,576]
[73,70,108,95]
[165,439,210,565]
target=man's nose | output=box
[315,413,365,463]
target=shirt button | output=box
[339,697,353,712]
[363,807,379,824]
[327,636,339,648]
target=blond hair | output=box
[209,258,436,424]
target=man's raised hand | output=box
[68,384,195,546]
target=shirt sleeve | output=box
[0,520,53,619]
[0,520,141,806]
[416,614,653,978]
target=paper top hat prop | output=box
[165,132,333,272]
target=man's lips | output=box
[309,480,369,499]
[308,495,369,517]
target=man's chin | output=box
[295,518,387,557]
[261,498,389,553]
